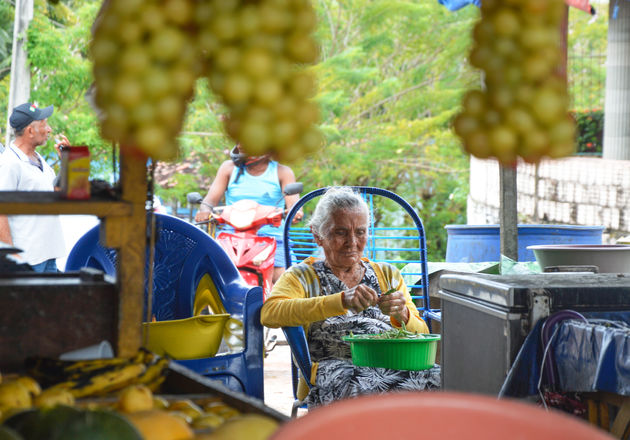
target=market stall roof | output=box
[438,0,595,14]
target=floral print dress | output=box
[305,260,441,408]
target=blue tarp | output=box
[500,311,630,398]
[437,0,480,11]
[437,0,594,14]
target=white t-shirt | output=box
[0,142,65,266]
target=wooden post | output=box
[101,154,147,357]
[500,165,518,261]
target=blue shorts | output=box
[31,258,59,273]
[273,236,286,268]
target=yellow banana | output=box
[138,357,170,393]
[28,349,157,385]
[27,356,129,385]
[143,375,166,393]
[83,362,147,398]
[58,362,147,398]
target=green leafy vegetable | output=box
[348,324,427,340]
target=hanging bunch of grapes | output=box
[90,0,322,162]
[454,0,576,165]
[200,0,322,163]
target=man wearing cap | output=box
[0,102,69,272]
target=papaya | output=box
[124,409,194,440]
[208,414,279,440]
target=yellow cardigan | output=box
[260,256,429,334]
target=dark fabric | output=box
[500,311,630,398]
[499,319,545,398]
[305,260,440,408]
[554,318,630,395]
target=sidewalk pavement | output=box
[263,329,307,417]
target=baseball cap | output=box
[9,103,54,131]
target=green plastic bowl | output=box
[342,334,440,371]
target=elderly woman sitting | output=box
[261,186,440,408]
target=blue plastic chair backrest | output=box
[65,213,246,321]
[281,186,436,402]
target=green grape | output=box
[453,113,481,138]
[240,120,271,155]
[462,90,486,117]
[492,8,520,37]
[223,73,253,105]
[163,0,192,25]
[464,131,492,159]
[253,78,283,105]
[114,76,143,109]
[271,119,299,146]
[119,45,150,75]
[241,48,274,79]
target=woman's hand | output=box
[378,290,409,323]
[342,284,378,313]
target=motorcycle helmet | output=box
[230,144,271,183]
[230,144,270,168]
[230,144,248,167]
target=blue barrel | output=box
[445,224,605,262]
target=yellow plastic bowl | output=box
[142,314,230,359]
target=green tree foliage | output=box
[165,0,478,259]
[568,7,608,111]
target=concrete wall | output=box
[467,156,630,242]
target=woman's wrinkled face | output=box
[315,208,368,269]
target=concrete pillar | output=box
[5,0,33,151]
[603,0,630,160]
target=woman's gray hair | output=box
[308,187,370,240]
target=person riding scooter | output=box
[194,145,303,283]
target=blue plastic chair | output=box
[281,186,437,415]
[65,213,264,400]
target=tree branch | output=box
[341,77,437,129]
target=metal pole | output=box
[6,0,34,150]
[499,165,518,261]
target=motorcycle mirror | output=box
[187,192,203,204]
[283,182,303,196]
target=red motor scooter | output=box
[187,182,303,302]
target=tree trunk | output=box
[603,0,630,160]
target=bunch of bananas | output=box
[454,0,576,165]
[91,0,322,163]
[25,348,169,399]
